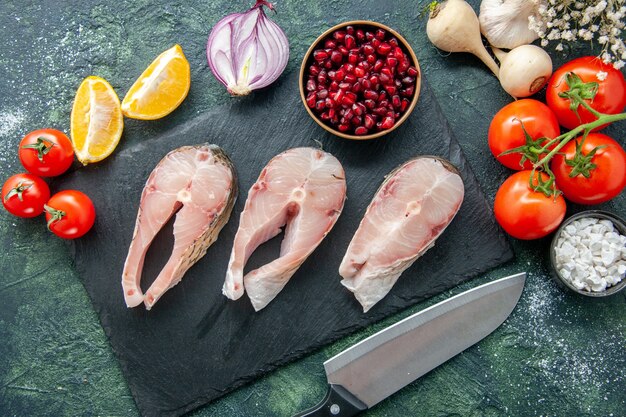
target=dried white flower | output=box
[596,70,608,80]
[530,0,626,69]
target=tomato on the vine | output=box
[551,133,626,205]
[494,170,566,240]
[19,129,74,177]
[45,190,95,239]
[2,173,50,218]
[546,56,626,131]
[488,99,560,170]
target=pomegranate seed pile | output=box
[305,25,419,136]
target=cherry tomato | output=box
[488,99,560,170]
[19,129,74,177]
[494,170,566,240]
[2,173,51,218]
[546,56,626,130]
[45,190,95,239]
[551,133,626,205]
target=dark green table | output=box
[1,1,624,416]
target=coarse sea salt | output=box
[554,217,626,292]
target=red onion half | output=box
[207,0,289,96]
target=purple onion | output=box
[207,0,289,96]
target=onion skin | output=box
[207,1,289,96]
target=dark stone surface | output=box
[0,1,624,416]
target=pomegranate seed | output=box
[324,60,333,69]
[338,123,350,132]
[392,95,401,108]
[402,76,415,85]
[352,82,362,93]
[339,82,351,90]
[377,43,392,55]
[334,89,345,103]
[306,92,316,108]
[313,50,328,61]
[363,44,375,55]
[325,39,337,49]
[402,85,415,97]
[365,31,374,41]
[366,54,376,64]
[354,66,366,77]
[369,75,379,86]
[346,25,354,35]
[348,51,359,64]
[401,98,410,112]
[380,116,394,130]
[337,46,347,55]
[329,81,339,91]
[345,34,356,49]
[374,107,388,116]
[385,85,397,95]
[364,90,379,100]
[398,58,410,73]
[320,111,331,120]
[342,92,357,106]
[334,68,346,81]
[379,91,388,102]
[386,57,398,67]
[334,30,346,41]
[364,99,376,109]
[361,79,371,89]
[393,47,404,60]
[389,38,399,47]
[343,63,355,73]
[328,109,336,118]
[351,116,362,125]
[325,98,336,108]
[356,29,365,41]
[353,103,365,116]
[306,79,316,91]
[344,73,357,84]
[344,108,354,118]
[372,38,381,48]
[327,70,336,80]
[331,50,343,63]
[375,29,386,40]
[407,66,418,77]
[309,65,320,76]
[373,59,384,72]
[379,100,389,108]
[364,114,375,129]
[381,67,394,78]
[317,89,328,99]
[315,100,326,111]
[379,73,391,84]
[355,126,369,135]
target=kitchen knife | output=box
[293,272,526,417]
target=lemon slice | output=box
[121,44,191,120]
[70,76,124,165]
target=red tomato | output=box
[2,173,51,218]
[494,170,566,240]
[19,129,74,177]
[546,56,626,130]
[45,190,95,239]
[551,133,626,205]
[488,99,560,170]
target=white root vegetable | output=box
[479,0,541,49]
[493,45,552,98]
[426,0,500,77]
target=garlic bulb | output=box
[479,0,541,49]
[493,45,552,98]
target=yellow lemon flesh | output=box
[70,76,124,165]
[121,44,191,120]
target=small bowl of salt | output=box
[550,210,626,297]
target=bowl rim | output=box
[298,20,421,141]
[550,210,626,297]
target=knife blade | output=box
[292,272,526,417]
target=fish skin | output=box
[223,147,347,311]
[339,156,465,313]
[122,144,237,310]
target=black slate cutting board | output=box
[60,72,513,417]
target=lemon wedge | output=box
[121,44,191,120]
[70,76,124,165]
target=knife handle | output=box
[292,384,367,417]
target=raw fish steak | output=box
[339,156,464,312]
[223,147,347,311]
[122,144,237,310]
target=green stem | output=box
[571,91,602,118]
